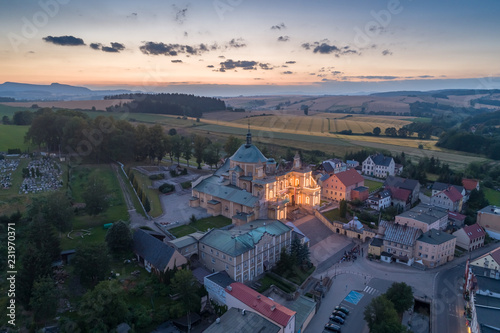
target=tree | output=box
[2,115,10,124]
[364,295,405,333]
[373,127,381,136]
[385,127,398,137]
[171,135,183,165]
[148,124,167,164]
[13,110,35,125]
[339,199,347,218]
[182,136,193,167]
[17,245,53,307]
[105,221,132,255]
[73,243,110,286]
[29,192,73,232]
[30,277,59,325]
[397,127,408,138]
[78,280,130,332]
[301,104,309,115]
[385,282,414,315]
[223,135,242,157]
[171,269,201,333]
[168,128,177,136]
[143,196,151,212]
[291,238,310,265]
[82,174,110,215]
[193,134,209,169]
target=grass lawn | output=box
[484,187,500,206]
[286,265,316,286]
[169,215,232,238]
[257,274,296,294]
[118,169,145,217]
[364,179,383,192]
[322,208,348,223]
[0,125,34,151]
[426,173,439,182]
[130,169,163,217]
[0,104,28,118]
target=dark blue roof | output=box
[371,153,393,166]
[133,229,176,272]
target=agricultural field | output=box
[0,104,28,118]
[0,125,33,152]
[1,99,132,111]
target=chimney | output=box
[271,305,276,311]
[257,295,261,300]
[227,285,232,291]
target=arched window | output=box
[295,179,299,186]
[306,197,310,204]
[306,179,309,186]
[280,181,283,190]
[269,190,273,198]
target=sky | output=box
[1,0,500,95]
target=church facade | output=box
[190,131,321,225]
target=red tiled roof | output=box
[388,187,411,202]
[334,168,364,187]
[462,179,479,191]
[462,223,486,240]
[490,247,500,266]
[448,211,466,221]
[227,282,295,327]
[442,186,463,203]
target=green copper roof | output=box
[200,220,291,257]
[193,175,259,207]
[230,143,268,164]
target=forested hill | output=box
[104,93,226,118]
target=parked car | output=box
[329,315,345,325]
[324,323,342,332]
[335,306,350,315]
[332,310,346,319]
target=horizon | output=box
[1,1,500,95]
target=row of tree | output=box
[2,110,35,125]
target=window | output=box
[216,251,219,256]
[419,246,422,250]
[237,265,240,271]
[223,254,226,259]
[251,259,254,264]
[225,264,229,270]
[202,253,205,258]
[211,258,216,264]
[229,257,232,261]
[295,179,299,186]
[210,249,213,253]
[244,262,248,268]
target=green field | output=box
[0,125,34,151]
[364,179,384,192]
[169,215,232,238]
[484,187,500,206]
[0,104,28,118]
[130,169,163,218]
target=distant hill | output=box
[0,82,138,101]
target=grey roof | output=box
[479,205,500,215]
[396,204,448,225]
[370,237,384,247]
[204,307,280,333]
[253,177,277,185]
[354,186,369,192]
[322,161,335,173]
[384,223,422,246]
[230,143,268,164]
[432,182,464,194]
[133,229,176,272]
[193,175,259,207]
[287,295,316,333]
[319,174,330,182]
[476,276,500,294]
[214,158,231,176]
[200,220,291,257]
[192,266,212,285]
[476,306,500,332]
[384,176,420,191]
[370,153,393,166]
[205,271,235,289]
[417,229,455,245]
[168,235,198,249]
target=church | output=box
[190,130,321,225]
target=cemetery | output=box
[0,158,20,189]
[19,157,63,194]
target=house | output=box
[430,186,463,212]
[368,237,384,257]
[319,158,346,175]
[452,224,486,251]
[362,153,395,178]
[198,219,292,282]
[321,168,365,202]
[367,189,391,211]
[477,205,500,240]
[191,131,320,223]
[225,282,296,333]
[204,307,280,333]
[352,186,369,201]
[387,187,412,211]
[286,222,310,247]
[167,232,205,261]
[382,222,422,265]
[448,211,467,229]
[133,229,187,274]
[431,182,466,197]
[346,159,359,169]
[204,271,235,305]
[395,204,449,233]
[414,229,456,268]
[462,178,480,202]
[469,246,500,279]
[394,163,404,175]
[384,176,421,205]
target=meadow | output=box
[0,125,33,152]
[484,187,500,206]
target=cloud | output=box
[282,71,293,75]
[418,75,434,78]
[228,38,246,48]
[90,43,101,50]
[140,42,210,56]
[277,36,290,42]
[302,41,358,56]
[332,71,343,76]
[173,5,188,24]
[259,63,274,70]
[127,12,137,19]
[271,23,286,30]
[171,60,183,63]
[43,35,85,46]
[382,49,393,56]
[368,25,387,34]
[206,65,214,68]
[285,61,296,64]
[346,75,400,80]
[90,42,125,53]
[219,59,258,71]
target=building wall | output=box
[362,157,395,178]
[383,240,414,263]
[204,277,227,305]
[471,254,500,273]
[431,194,461,212]
[200,231,292,282]
[165,251,188,271]
[368,245,382,256]
[225,292,295,333]
[414,238,456,268]
[477,212,500,236]
[395,214,447,233]
[321,175,364,202]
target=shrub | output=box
[159,183,175,194]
